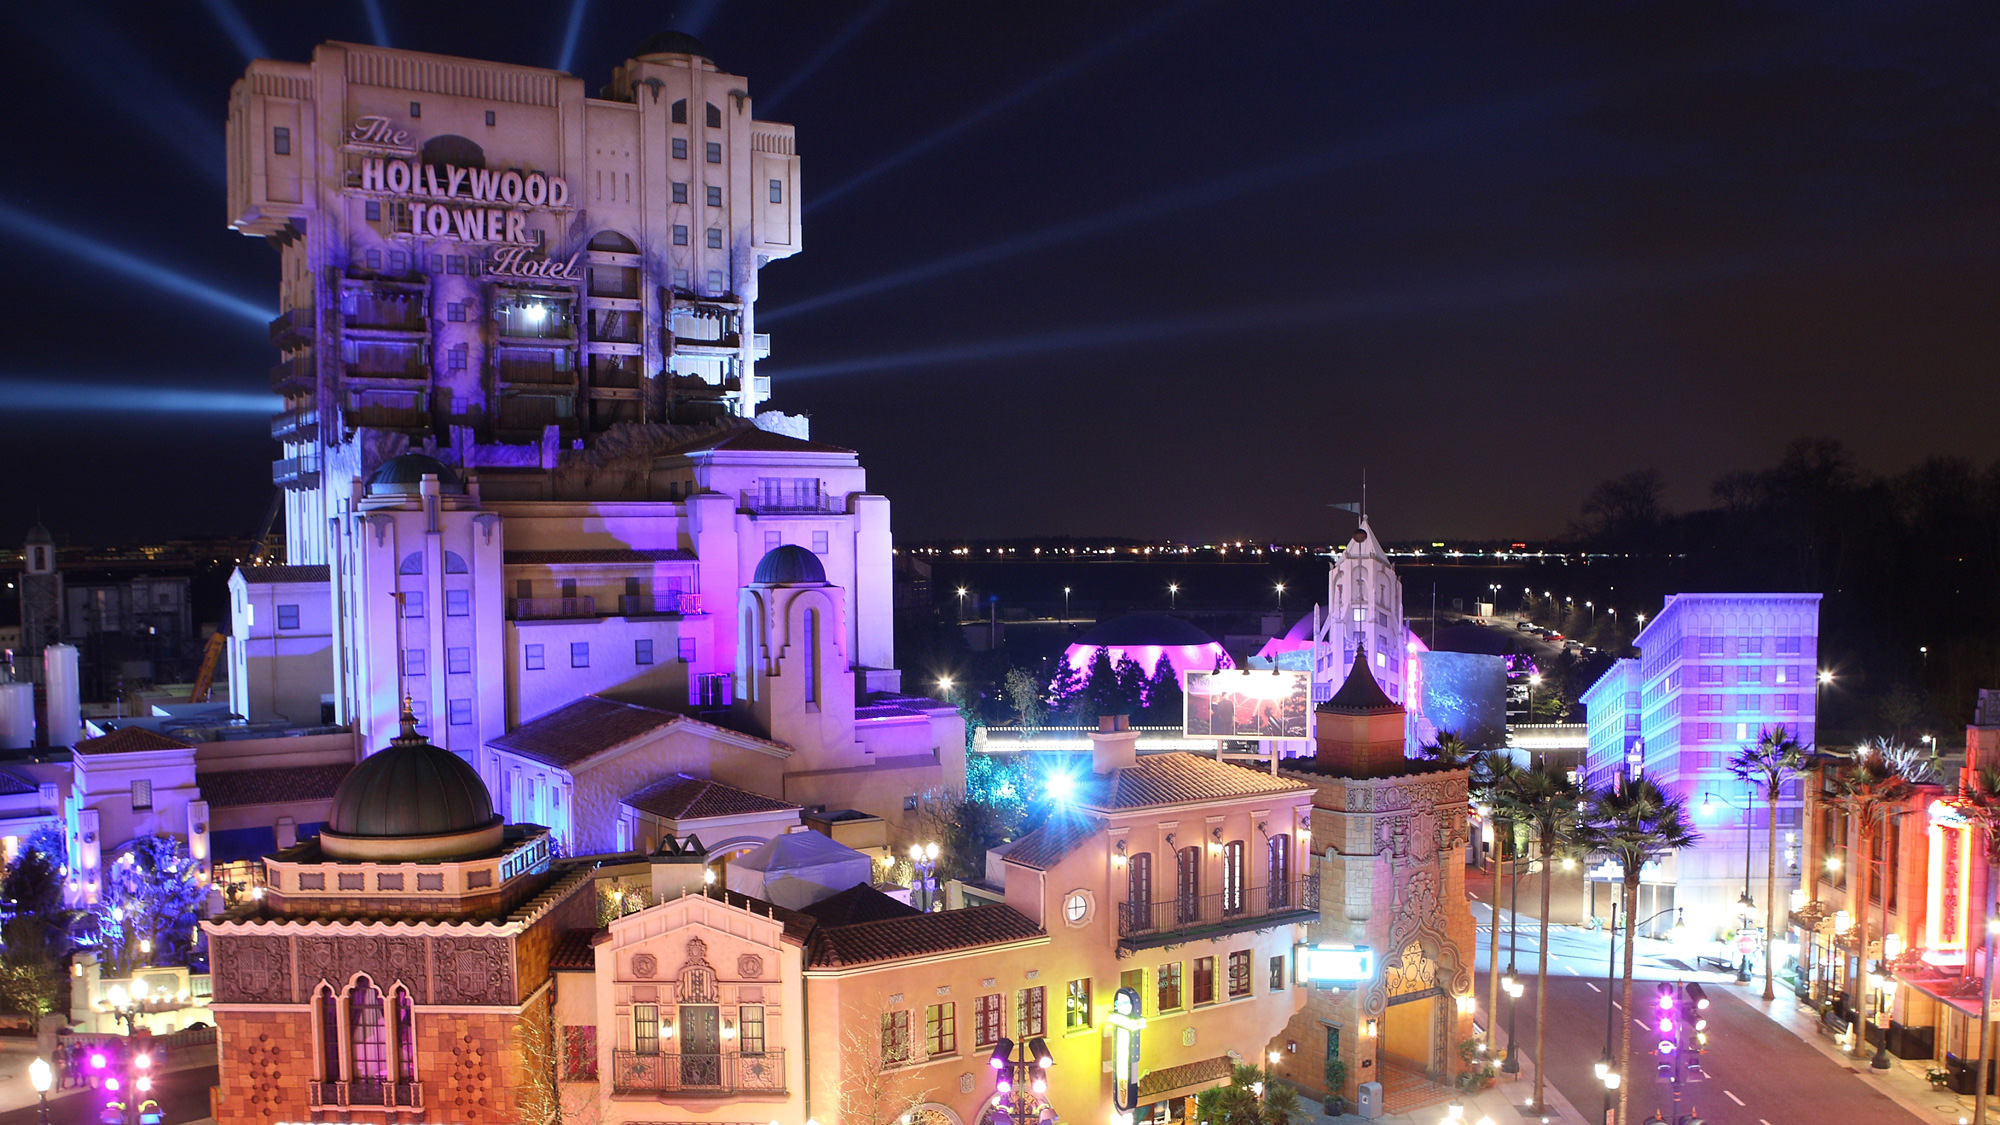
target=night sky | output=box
[4,2,1997,547]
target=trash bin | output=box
[1355,1080,1383,1120]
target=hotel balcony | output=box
[610,1050,786,1096]
[270,407,318,442]
[1116,875,1320,952]
[309,1079,423,1110]
[269,354,317,395]
[512,596,596,620]
[269,308,314,349]
[272,453,321,491]
[739,490,843,516]
[621,593,704,617]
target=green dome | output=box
[321,719,501,860]
[752,544,827,585]
[366,453,465,496]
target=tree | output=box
[1728,726,1809,1001]
[1114,653,1149,713]
[1081,646,1127,720]
[1002,666,1048,728]
[916,793,1021,884]
[1143,655,1182,723]
[1045,657,1083,719]
[1574,469,1666,550]
[1492,761,1581,1115]
[1423,736,1511,1053]
[1577,780,1698,1125]
[836,1006,932,1125]
[1820,740,1929,1058]
[1261,1076,1302,1125]
[94,835,208,973]
[514,988,598,1125]
[1,825,75,952]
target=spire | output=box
[1321,644,1401,716]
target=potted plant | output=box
[1323,1054,1348,1116]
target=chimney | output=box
[649,833,716,901]
[1090,714,1138,775]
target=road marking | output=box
[1585,982,1600,992]
[1724,1091,1745,1106]
[1759,1119,1773,1125]
[1566,965,1580,975]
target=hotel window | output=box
[365,199,381,222]
[974,994,1004,1047]
[410,700,428,727]
[925,1002,956,1057]
[706,141,722,163]
[1700,636,1725,655]
[447,255,466,274]
[1192,957,1216,1005]
[1270,954,1285,991]
[131,780,152,811]
[880,1010,912,1066]
[389,250,407,272]
[1268,835,1291,908]
[571,642,590,668]
[1127,853,1154,932]
[673,182,688,203]
[430,253,444,272]
[1016,986,1047,1036]
[403,591,424,618]
[672,138,688,160]
[447,344,467,371]
[706,103,722,128]
[273,126,291,154]
[812,530,830,554]
[409,101,421,118]
[678,638,697,663]
[1742,637,1763,655]
[350,978,388,1084]
[485,110,496,127]
[277,604,300,630]
[1698,666,1723,684]
[1156,963,1182,1012]
[525,644,545,671]
[635,639,655,665]
[447,301,466,322]
[633,1004,659,1054]
[405,649,426,677]
[673,268,690,289]
[446,647,470,675]
[1065,978,1091,1030]
[673,225,688,246]
[449,698,472,726]
[770,178,783,204]
[672,99,687,123]
[1119,968,1145,1012]
[1229,951,1252,997]
[1778,694,1799,712]
[316,986,340,1080]
[707,185,723,207]
[738,1004,766,1054]
[446,589,470,616]
[1222,840,1246,915]
[707,227,723,249]
[366,250,382,270]
[707,270,724,293]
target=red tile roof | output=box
[624,774,799,820]
[490,698,681,768]
[705,888,819,945]
[550,928,605,970]
[1079,753,1308,811]
[236,564,330,584]
[807,904,1044,968]
[1001,814,1107,870]
[198,764,353,808]
[74,728,195,757]
[1139,1055,1235,1098]
[797,884,920,928]
[503,548,694,565]
[0,771,37,797]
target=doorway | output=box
[680,1004,720,1086]
[1382,991,1439,1076]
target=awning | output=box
[1894,971,1985,1019]
[1138,1056,1235,1104]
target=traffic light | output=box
[1655,983,1678,1058]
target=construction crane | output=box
[188,632,227,704]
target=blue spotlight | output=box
[0,203,269,326]
[201,0,268,61]
[555,0,589,72]
[1045,771,1075,805]
[806,0,1202,214]
[0,378,276,415]
[362,0,393,48]
[677,0,726,38]
[17,10,221,180]
[759,0,893,114]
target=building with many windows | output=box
[1579,592,1823,934]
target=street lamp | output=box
[29,1057,50,1125]
[1700,789,1758,982]
[910,842,941,912]
[1274,582,1286,618]
[956,586,969,620]
[1527,672,1542,723]
[1168,582,1179,610]
[1062,586,1071,621]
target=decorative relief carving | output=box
[631,953,658,979]
[290,933,430,1001]
[433,936,515,1006]
[1383,943,1438,997]
[213,935,292,1004]
[678,937,718,1004]
[737,953,764,978]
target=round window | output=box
[1063,891,1091,925]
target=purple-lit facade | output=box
[1580,592,1822,933]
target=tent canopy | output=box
[728,830,874,909]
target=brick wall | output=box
[215,1009,315,1125]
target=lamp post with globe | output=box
[29,1057,50,1125]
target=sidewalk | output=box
[0,1035,216,1117]
[1736,980,1991,1124]
[1291,1067,1591,1125]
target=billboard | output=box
[1183,670,1310,741]
[1296,944,1376,984]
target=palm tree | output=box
[1727,725,1809,1001]
[1819,740,1924,1059]
[1957,765,2000,1124]
[1493,761,1582,1116]
[1577,779,1699,1125]
[1428,739,1512,1057]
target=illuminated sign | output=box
[1184,670,1311,741]
[1296,944,1376,984]
[1107,986,1145,1113]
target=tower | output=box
[17,523,61,678]
[226,33,803,565]
[1312,515,1409,704]
[734,545,858,771]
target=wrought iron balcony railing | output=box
[611,1049,785,1095]
[309,1080,422,1109]
[1117,875,1319,944]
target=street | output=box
[0,1065,216,1125]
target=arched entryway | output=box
[1375,940,1455,1113]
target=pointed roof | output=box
[73,727,195,756]
[1320,647,1402,716]
[796,884,920,928]
[1338,514,1393,566]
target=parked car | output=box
[1516,621,1535,631]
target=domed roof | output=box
[1074,612,1218,650]
[752,544,827,585]
[1320,647,1402,716]
[23,523,52,546]
[321,717,501,860]
[634,30,713,61]
[367,453,465,496]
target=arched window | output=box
[421,134,485,171]
[316,984,341,1081]
[394,986,418,1082]
[706,103,722,128]
[349,977,388,1092]
[443,550,469,574]
[589,230,639,253]
[399,552,423,575]
[802,608,819,705]
[1126,853,1153,933]
[1175,847,1201,924]
[672,99,687,124]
